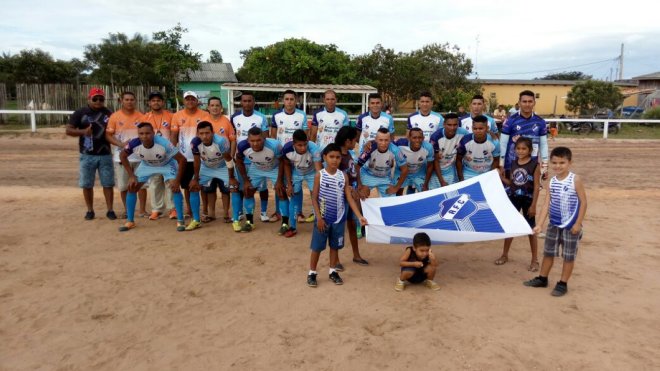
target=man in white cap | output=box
[170,91,212,215]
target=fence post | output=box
[30,110,37,133]
[603,120,608,139]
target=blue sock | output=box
[126,192,137,222]
[190,191,201,222]
[173,191,184,222]
[275,194,280,215]
[260,195,268,214]
[289,192,303,230]
[231,192,243,221]
[278,196,290,219]
[244,197,255,215]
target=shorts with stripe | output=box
[135,160,178,184]
[360,169,394,198]
[543,224,582,262]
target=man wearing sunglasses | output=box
[66,87,123,220]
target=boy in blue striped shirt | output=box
[307,143,368,288]
[524,147,587,297]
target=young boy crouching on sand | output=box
[395,232,440,291]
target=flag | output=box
[361,170,532,245]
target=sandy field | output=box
[1,130,659,370]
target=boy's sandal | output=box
[201,215,215,223]
[528,261,540,272]
[268,213,281,222]
[494,256,508,265]
[223,216,233,223]
[352,258,369,266]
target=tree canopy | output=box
[208,50,223,63]
[537,71,592,80]
[565,80,624,115]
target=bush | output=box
[643,107,660,120]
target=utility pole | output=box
[619,43,624,80]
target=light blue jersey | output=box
[407,111,444,142]
[395,138,434,179]
[282,141,322,193]
[355,111,395,151]
[124,136,179,183]
[271,109,308,145]
[430,127,469,185]
[312,107,349,150]
[237,138,282,188]
[456,133,500,180]
[460,114,499,134]
[191,134,231,185]
[231,110,269,143]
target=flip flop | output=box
[223,216,232,223]
[528,261,540,272]
[268,213,281,222]
[201,215,215,223]
[494,257,508,265]
[352,258,369,266]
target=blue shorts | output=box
[247,166,278,191]
[79,153,114,188]
[235,168,267,192]
[310,219,346,252]
[360,169,394,197]
[440,168,458,185]
[398,174,426,190]
[200,165,230,194]
[292,172,315,193]
[135,159,178,184]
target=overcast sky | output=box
[2,0,659,80]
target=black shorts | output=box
[180,162,195,189]
[202,178,230,194]
[509,195,535,228]
[401,267,428,283]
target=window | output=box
[535,93,540,99]
[490,92,497,99]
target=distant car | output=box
[621,106,644,118]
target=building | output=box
[477,79,637,116]
[178,63,238,108]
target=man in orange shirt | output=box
[140,91,176,220]
[105,91,146,217]
[170,91,212,216]
[204,96,236,222]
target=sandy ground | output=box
[0,130,659,370]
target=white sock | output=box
[309,270,317,275]
[329,268,336,274]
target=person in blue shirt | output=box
[187,121,235,231]
[456,115,500,181]
[395,128,435,194]
[355,93,395,151]
[406,91,444,142]
[117,123,187,232]
[499,90,549,179]
[235,127,289,234]
[281,129,323,238]
[430,113,470,186]
[356,128,408,198]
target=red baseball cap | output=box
[88,87,106,99]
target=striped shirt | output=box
[318,169,346,224]
[549,172,580,229]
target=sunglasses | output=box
[91,96,105,102]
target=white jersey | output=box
[355,111,395,151]
[356,142,407,178]
[190,134,230,169]
[312,107,349,149]
[230,110,269,143]
[407,111,444,142]
[124,136,178,167]
[271,109,308,145]
[460,114,499,134]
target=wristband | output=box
[226,159,235,169]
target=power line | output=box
[482,57,618,76]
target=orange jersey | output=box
[107,109,143,161]
[209,114,236,142]
[140,110,174,140]
[171,108,212,161]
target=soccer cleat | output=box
[329,271,344,285]
[284,229,297,238]
[260,212,270,222]
[424,279,441,291]
[176,221,186,232]
[394,279,406,292]
[106,210,117,220]
[185,220,201,231]
[168,209,178,219]
[118,221,136,232]
[232,221,242,232]
[277,224,290,236]
[148,211,161,220]
[85,211,95,220]
[523,276,548,288]
[307,273,318,287]
[240,221,255,233]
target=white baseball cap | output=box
[183,91,198,99]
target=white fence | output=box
[1,109,659,140]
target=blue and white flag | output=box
[361,170,532,245]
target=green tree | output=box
[208,50,223,63]
[2,49,85,84]
[237,38,357,84]
[84,33,162,86]
[153,23,202,108]
[538,71,592,80]
[565,80,624,115]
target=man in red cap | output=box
[66,87,124,220]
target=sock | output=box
[289,192,303,230]
[246,214,254,224]
[275,194,280,214]
[244,197,255,215]
[282,216,289,226]
[309,270,317,275]
[126,192,137,222]
[278,196,289,220]
[231,192,242,222]
[558,281,567,286]
[260,196,268,214]
[172,191,184,222]
[190,191,201,222]
[329,268,336,274]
